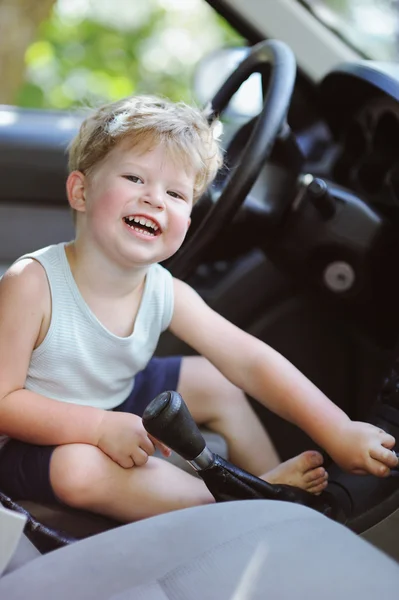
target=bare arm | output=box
[169,278,397,475]
[0,259,170,467]
[0,260,103,446]
[169,278,348,448]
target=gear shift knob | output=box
[143,390,211,464]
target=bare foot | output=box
[261,450,328,494]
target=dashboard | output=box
[319,62,399,220]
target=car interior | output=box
[1,0,399,596]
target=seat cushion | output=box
[17,430,228,541]
[3,535,40,576]
[2,501,399,599]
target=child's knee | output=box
[50,443,107,508]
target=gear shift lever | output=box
[141,388,213,468]
[143,391,342,519]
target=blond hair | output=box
[68,95,223,201]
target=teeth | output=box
[125,216,159,231]
[133,227,153,236]
[146,219,158,230]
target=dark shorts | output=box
[0,356,181,505]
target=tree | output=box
[1,0,243,109]
[0,0,56,104]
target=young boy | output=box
[0,95,397,522]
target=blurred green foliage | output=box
[16,0,244,109]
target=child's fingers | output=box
[380,431,396,449]
[370,445,398,467]
[140,435,158,456]
[351,467,369,475]
[148,434,171,457]
[365,456,391,477]
[131,447,150,467]
[369,446,398,472]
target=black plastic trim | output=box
[205,0,264,45]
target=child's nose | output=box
[141,188,165,210]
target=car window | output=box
[301,0,399,61]
[15,0,244,109]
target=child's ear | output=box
[187,217,191,230]
[66,171,86,213]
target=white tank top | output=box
[20,243,174,409]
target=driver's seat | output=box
[13,430,227,543]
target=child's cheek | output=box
[171,213,191,248]
[91,189,121,222]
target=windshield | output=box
[301,0,399,61]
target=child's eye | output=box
[167,190,185,200]
[124,175,143,184]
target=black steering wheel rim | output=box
[168,39,297,280]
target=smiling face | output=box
[67,140,195,268]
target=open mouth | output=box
[123,215,161,237]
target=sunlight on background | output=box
[305,0,399,60]
[17,0,243,109]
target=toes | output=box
[307,473,328,488]
[299,450,324,472]
[303,466,326,483]
[262,451,326,490]
[307,479,328,495]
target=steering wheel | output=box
[168,39,297,280]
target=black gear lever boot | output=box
[142,391,342,519]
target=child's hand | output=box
[96,411,171,468]
[327,421,398,477]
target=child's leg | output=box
[50,443,214,522]
[178,356,328,494]
[179,356,279,473]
